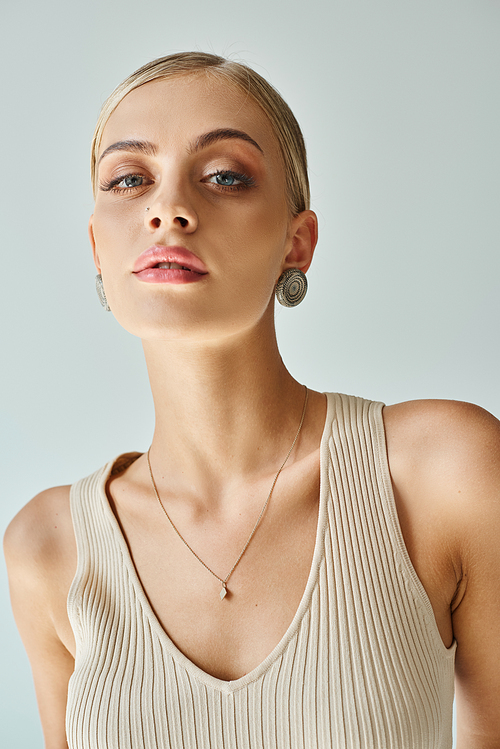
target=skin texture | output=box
[90,74,314,343]
[4,73,500,749]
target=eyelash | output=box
[99,174,150,193]
[206,170,256,191]
[99,170,256,194]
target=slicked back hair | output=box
[91,52,310,215]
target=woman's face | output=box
[90,73,316,343]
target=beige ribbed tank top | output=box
[66,393,456,748]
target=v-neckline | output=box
[98,393,334,694]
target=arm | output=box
[386,399,500,748]
[3,486,76,749]
[447,406,500,748]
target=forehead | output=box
[100,73,281,162]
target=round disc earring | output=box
[95,274,111,311]
[275,268,308,307]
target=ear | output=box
[283,210,318,274]
[88,215,101,272]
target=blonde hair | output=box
[90,52,310,214]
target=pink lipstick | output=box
[133,245,208,284]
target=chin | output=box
[109,286,276,344]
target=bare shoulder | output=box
[4,484,74,574]
[383,398,500,489]
[3,484,77,641]
[384,399,500,744]
[4,486,77,747]
[383,396,500,440]
[382,397,500,558]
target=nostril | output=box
[151,217,161,228]
[176,216,188,228]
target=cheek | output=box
[92,207,138,264]
[221,191,290,248]
[221,219,290,309]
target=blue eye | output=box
[215,173,237,186]
[120,175,144,188]
[100,173,149,192]
[206,170,255,191]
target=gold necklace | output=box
[147,386,309,601]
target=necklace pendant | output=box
[220,583,228,600]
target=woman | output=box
[4,52,500,749]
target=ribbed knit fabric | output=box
[66,393,456,748]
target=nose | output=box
[144,183,198,233]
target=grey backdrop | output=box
[2,0,499,745]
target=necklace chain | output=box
[147,386,309,600]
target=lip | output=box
[133,245,208,275]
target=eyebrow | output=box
[97,128,263,166]
[190,128,263,155]
[98,139,157,165]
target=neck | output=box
[143,321,307,494]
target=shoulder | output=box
[383,396,499,436]
[3,485,73,578]
[382,400,500,740]
[4,487,77,742]
[383,398,500,478]
[382,397,500,574]
[383,401,500,742]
